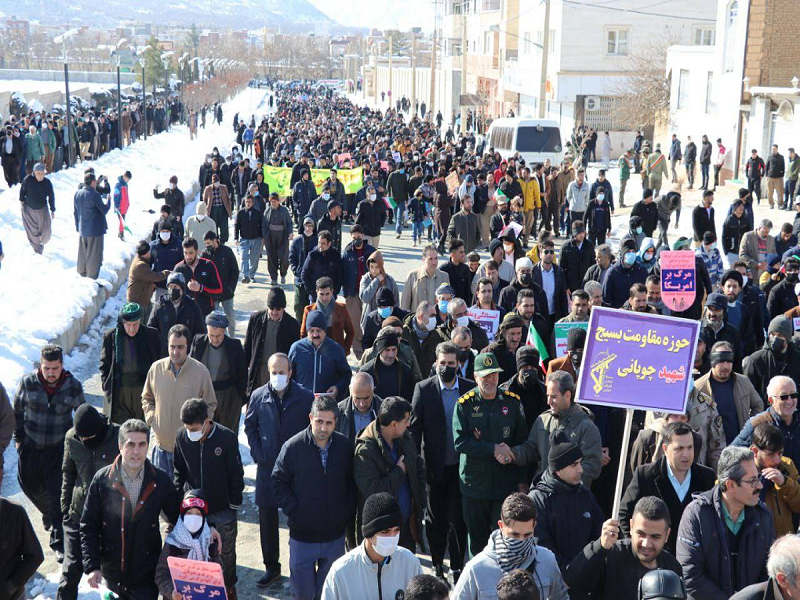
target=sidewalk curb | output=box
[49,179,202,354]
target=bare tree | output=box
[610,34,680,130]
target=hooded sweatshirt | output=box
[637,237,657,272]
[358,251,399,327]
[452,534,568,599]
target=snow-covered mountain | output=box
[3,0,356,34]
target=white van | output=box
[487,118,563,166]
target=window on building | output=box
[522,31,531,54]
[607,29,629,56]
[484,31,492,54]
[705,72,716,113]
[724,1,738,72]
[677,69,690,110]
[693,27,716,46]
[535,30,556,54]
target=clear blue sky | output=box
[307,0,434,31]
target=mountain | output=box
[5,0,357,34]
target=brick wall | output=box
[745,0,800,89]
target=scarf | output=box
[165,517,212,562]
[412,317,430,340]
[488,529,536,573]
[318,298,335,327]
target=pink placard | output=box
[660,251,696,312]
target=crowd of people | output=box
[3,81,800,600]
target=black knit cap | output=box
[567,327,587,352]
[361,492,403,538]
[373,331,399,354]
[376,287,395,307]
[267,286,286,309]
[516,345,540,370]
[181,489,209,516]
[73,404,107,438]
[548,430,583,472]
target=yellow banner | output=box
[262,166,364,197]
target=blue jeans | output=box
[289,535,345,599]
[239,237,261,279]
[394,201,406,234]
[149,444,174,479]
[214,298,236,338]
[411,221,425,241]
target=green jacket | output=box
[618,156,631,181]
[645,150,668,183]
[787,156,800,181]
[511,402,603,487]
[26,132,44,161]
[40,127,56,153]
[453,387,528,500]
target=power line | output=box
[562,0,715,22]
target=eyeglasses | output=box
[738,477,761,488]
[772,392,799,401]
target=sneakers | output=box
[242,277,251,284]
[396,233,401,239]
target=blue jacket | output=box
[73,185,109,237]
[292,178,318,218]
[149,236,183,277]
[290,233,318,279]
[341,239,376,298]
[732,407,800,467]
[301,247,344,299]
[244,380,314,508]
[271,427,355,543]
[288,337,351,400]
[113,176,128,211]
[602,262,648,309]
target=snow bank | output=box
[0,86,270,392]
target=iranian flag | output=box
[494,187,508,202]
[527,322,550,373]
[384,196,398,210]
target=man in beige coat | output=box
[141,323,217,478]
[400,244,450,311]
[694,340,763,446]
[739,219,776,283]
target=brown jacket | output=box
[127,254,169,308]
[739,230,776,282]
[202,183,232,217]
[300,300,355,355]
[120,112,132,132]
[694,371,764,434]
[400,267,450,311]
[141,356,217,453]
[758,455,800,537]
[547,355,576,379]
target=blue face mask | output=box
[438,300,449,314]
[624,252,637,266]
[635,226,643,235]
[377,306,393,319]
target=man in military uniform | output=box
[686,385,725,471]
[453,352,529,558]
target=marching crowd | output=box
[3,81,800,600]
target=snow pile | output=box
[0,87,270,393]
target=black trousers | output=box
[17,440,64,554]
[259,506,281,571]
[427,465,467,571]
[2,156,19,187]
[462,496,503,559]
[589,230,607,245]
[57,519,82,600]
[210,204,229,244]
[105,578,158,600]
[748,178,762,202]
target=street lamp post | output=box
[115,39,127,149]
[54,29,78,168]
[141,58,147,140]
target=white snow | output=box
[0,80,115,96]
[0,86,270,394]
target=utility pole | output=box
[362,39,368,99]
[429,17,437,120]
[460,0,468,131]
[411,33,417,115]
[388,35,393,107]
[538,0,551,119]
[373,46,379,105]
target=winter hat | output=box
[572,221,586,236]
[704,292,726,310]
[373,331,400,354]
[548,431,583,472]
[120,302,142,322]
[158,218,173,231]
[516,346,540,370]
[180,489,209,517]
[489,238,503,255]
[719,269,743,288]
[73,404,107,439]
[33,162,45,173]
[767,254,781,274]
[567,327,587,352]
[160,204,172,215]
[620,238,637,254]
[500,314,525,334]
[196,201,207,216]
[768,315,793,340]
[435,283,455,297]
[642,188,654,200]
[361,492,403,539]
[302,215,315,227]
[167,272,186,289]
[376,287,395,307]
[205,311,228,329]
[515,257,533,270]
[267,287,286,309]
[306,310,327,332]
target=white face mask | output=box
[270,373,289,391]
[170,183,176,190]
[456,315,470,327]
[322,193,331,200]
[196,214,206,221]
[372,533,400,557]
[183,514,204,534]
[742,276,749,287]
[369,194,376,201]
[426,316,437,331]
[159,231,171,241]
[187,429,204,442]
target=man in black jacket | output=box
[533,239,569,332]
[202,231,239,336]
[744,315,800,399]
[174,398,244,597]
[765,144,785,209]
[175,237,223,317]
[0,495,44,600]
[767,257,800,319]
[243,287,301,397]
[234,194,264,283]
[565,497,682,600]
[354,181,386,248]
[618,422,716,555]
[272,395,356,599]
[81,419,183,598]
[301,231,344,301]
[148,272,205,356]
[440,238,473,304]
[692,190,716,243]
[19,163,56,254]
[99,302,161,424]
[410,341,475,580]
[560,222,595,293]
[630,188,659,238]
[190,312,247,433]
[59,405,119,600]
[362,286,409,351]
[498,257,549,316]
[359,331,415,401]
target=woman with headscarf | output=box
[358,250,399,330]
[155,490,222,600]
